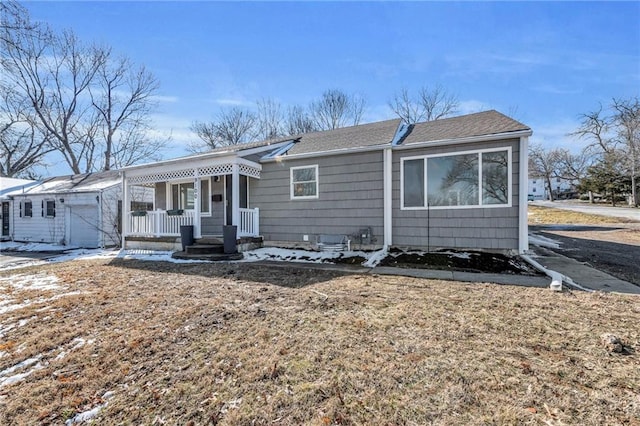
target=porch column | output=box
[231,164,240,227]
[122,174,129,248]
[194,170,202,239]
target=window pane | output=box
[25,202,32,217]
[293,167,315,182]
[200,180,210,213]
[181,183,195,210]
[293,182,316,197]
[482,151,509,205]
[427,154,478,206]
[403,159,424,207]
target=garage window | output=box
[21,200,33,217]
[45,200,56,218]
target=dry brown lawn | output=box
[0,258,639,425]
[528,205,633,225]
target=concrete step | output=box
[196,237,223,245]
[171,251,243,261]
[185,244,224,255]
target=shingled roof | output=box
[285,118,402,156]
[401,110,530,145]
[16,170,121,195]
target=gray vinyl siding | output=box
[392,139,520,250]
[252,151,384,244]
[155,182,167,209]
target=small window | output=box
[45,200,56,218]
[291,165,318,199]
[21,201,33,217]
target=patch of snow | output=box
[0,273,61,291]
[0,355,43,387]
[529,233,562,249]
[241,247,368,264]
[65,391,115,425]
[118,250,209,264]
[363,248,387,267]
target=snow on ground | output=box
[0,273,61,291]
[241,247,375,265]
[529,233,562,249]
[117,250,208,263]
[65,391,115,425]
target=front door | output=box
[1,202,9,237]
[224,175,248,225]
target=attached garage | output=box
[67,205,99,248]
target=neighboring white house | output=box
[6,171,152,248]
[0,177,38,242]
[528,176,575,200]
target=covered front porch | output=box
[122,155,262,245]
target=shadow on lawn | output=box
[106,257,356,288]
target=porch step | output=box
[185,244,224,255]
[172,251,243,261]
[196,237,223,245]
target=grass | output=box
[1,259,639,425]
[528,205,631,225]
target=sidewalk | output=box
[529,247,640,295]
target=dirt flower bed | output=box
[379,249,540,275]
[1,258,639,425]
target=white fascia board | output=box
[393,130,533,151]
[262,143,390,163]
[124,154,237,178]
[518,135,529,253]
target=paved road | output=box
[533,200,640,221]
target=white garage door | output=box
[69,205,99,248]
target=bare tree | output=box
[91,57,164,170]
[570,104,616,156]
[190,107,257,152]
[285,105,316,136]
[529,144,564,201]
[255,97,284,140]
[611,97,640,206]
[309,89,366,130]
[389,85,459,124]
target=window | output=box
[45,200,56,218]
[401,148,511,209]
[21,200,33,217]
[171,180,210,213]
[291,165,318,199]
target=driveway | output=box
[0,251,59,270]
[533,200,640,221]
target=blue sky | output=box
[23,1,640,166]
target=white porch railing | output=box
[128,210,195,237]
[239,207,259,237]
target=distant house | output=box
[6,171,151,248]
[0,178,38,242]
[528,176,576,200]
[122,110,532,253]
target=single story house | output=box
[122,110,531,253]
[7,171,151,248]
[1,177,38,242]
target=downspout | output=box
[383,147,393,248]
[518,135,529,254]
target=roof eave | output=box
[395,129,532,151]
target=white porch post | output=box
[518,136,529,254]
[194,170,201,239]
[122,173,129,248]
[232,163,240,227]
[383,147,393,248]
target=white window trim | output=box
[168,179,212,216]
[290,164,319,200]
[44,199,56,218]
[400,147,512,210]
[21,199,33,218]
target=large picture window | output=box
[290,165,318,199]
[401,148,511,209]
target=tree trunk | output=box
[588,191,594,204]
[545,178,554,201]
